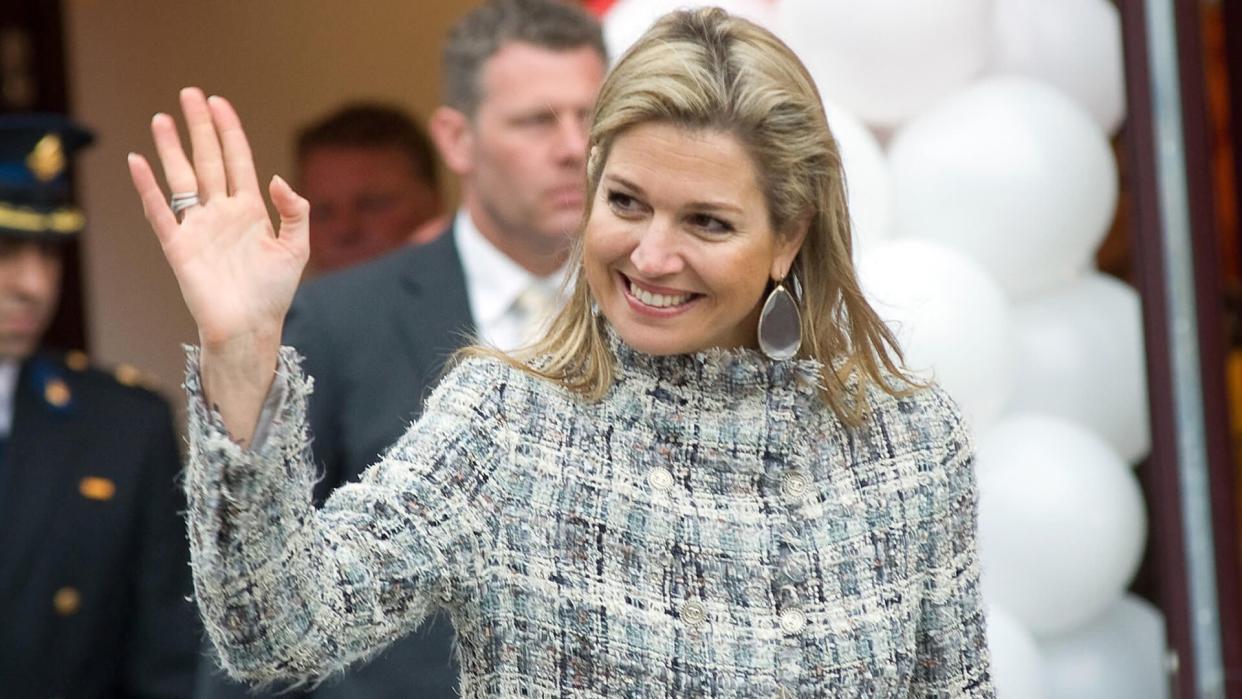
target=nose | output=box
[316,208,361,246]
[552,113,589,166]
[629,219,685,278]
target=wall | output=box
[62,0,473,411]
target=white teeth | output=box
[628,279,692,308]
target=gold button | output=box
[779,607,806,634]
[53,586,81,616]
[647,467,674,491]
[781,471,809,498]
[79,476,116,501]
[45,379,71,407]
[681,600,706,626]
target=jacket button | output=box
[681,599,706,626]
[781,471,809,498]
[53,586,81,616]
[647,467,674,491]
[779,607,806,634]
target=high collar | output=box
[603,323,825,402]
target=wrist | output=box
[199,328,282,361]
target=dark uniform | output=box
[0,115,198,697]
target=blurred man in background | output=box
[296,102,442,276]
[0,114,198,698]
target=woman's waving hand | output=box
[128,88,309,445]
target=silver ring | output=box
[170,191,200,220]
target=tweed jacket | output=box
[183,335,994,698]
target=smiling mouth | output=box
[620,273,700,310]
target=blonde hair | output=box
[464,8,914,425]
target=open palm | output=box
[128,88,308,351]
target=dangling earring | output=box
[758,268,802,361]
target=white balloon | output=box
[1040,595,1170,699]
[1011,273,1151,464]
[889,77,1118,299]
[991,0,1127,134]
[603,0,776,62]
[857,239,1015,432]
[823,102,895,255]
[775,0,991,127]
[976,415,1147,636]
[987,606,1049,699]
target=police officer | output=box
[0,114,198,697]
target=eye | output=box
[606,190,644,217]
[515,112,557,128]
[686,212,735,235]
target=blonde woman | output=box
[129,9,992,697]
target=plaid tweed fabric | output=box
[183,335,993,698]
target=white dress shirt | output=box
[0,359,19,438]
[453,209,568,352]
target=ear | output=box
[429,106,474,176]
[770,215,811,280]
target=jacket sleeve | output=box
[909,394,995,698]
[282,289,344,506]
[182,347,504,688]
[122,393,201,698]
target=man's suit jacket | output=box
[195,229,475,699]
[0,352,199,698]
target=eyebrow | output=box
[603,174,746,215]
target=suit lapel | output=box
[393,228,476,376]
[0,358,84,597]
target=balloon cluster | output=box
[602,1,1163,696]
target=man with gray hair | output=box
[192,1,605,697]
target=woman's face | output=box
[584,122,805,356]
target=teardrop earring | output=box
[757,270,802,361]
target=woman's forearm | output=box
[199,331,282,447]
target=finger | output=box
[179,86,227,200]
[150,112,199,204]
[270,175,310,255]
[127,153,179,244]
[208,95,261,197]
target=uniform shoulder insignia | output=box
[64,349,89,372]
[114,363,142,386]
[111,361,162,392]
[58,351,162,391]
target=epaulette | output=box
[61,350,162,392]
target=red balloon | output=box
[584,0,618,17]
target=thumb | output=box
[269,174,310,252]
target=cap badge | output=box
[26,133,65,183]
